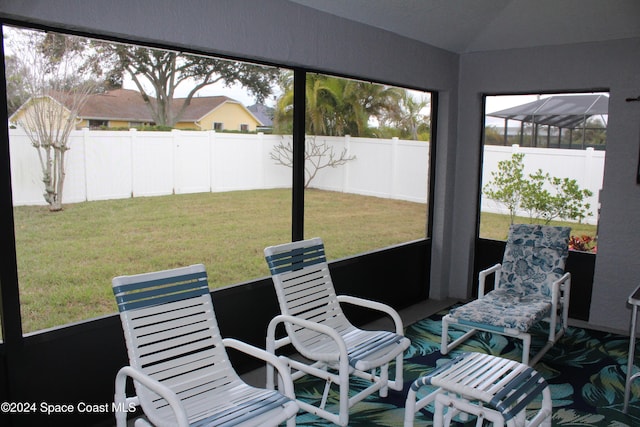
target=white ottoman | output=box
[404,352,552,427]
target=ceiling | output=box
[287,0,640,54]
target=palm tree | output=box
[341,80,403,137]
[305,74,343,135]
[396,91,430,140]
[273,73,406,137]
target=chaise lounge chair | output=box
[441,224,572,366]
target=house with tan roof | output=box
[10,88,264,132]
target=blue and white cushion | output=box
[450,224,570,332]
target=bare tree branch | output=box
[270,136,355,187]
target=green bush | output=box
[484,153,593,224]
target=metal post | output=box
[503,118,508,145]
[0,24,24,344]
[291,69,306,241]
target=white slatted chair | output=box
[404,352,552,427]
[441,224,572,366]
[264,237,411,426]
[112,264,298,427]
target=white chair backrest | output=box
[265,238,353,350]
[113,264,239,425]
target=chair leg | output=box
[433,395,445,427]
[338,366,350,426]
[320,379,331,409]
[388,353,405,391]
[441,315,478,355]
[379,365,389,397]
[441,315,451,354]
[521,334,531,366]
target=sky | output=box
[486,95,541,114]
[485,95,541,126]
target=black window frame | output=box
[0,20,437,343]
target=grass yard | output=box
[13,189,428,333]
[11,188,596,334]
[480,212,597,241]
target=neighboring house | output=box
[248,103,274,133]
[174,95,263,132]
[77,88,153,129]
[8,93,76,131]
[10,88,264,132]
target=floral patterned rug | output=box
[292,307,640,426]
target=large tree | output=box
[384,91,430,140]
[272,72,344,135]
[4,55,31,117]
[91,42,281,127]
[340,80,404,137]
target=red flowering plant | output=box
[568,235,597,253]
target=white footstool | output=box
[404,352,552,427]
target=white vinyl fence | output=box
[8,129,603,224]
[9,128,429,205]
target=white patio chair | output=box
[112,264,298,427]
[441,224,572,366]
[264,237,411,426]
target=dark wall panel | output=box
[0,349,9,427]
[5,316,127,427]
[331,239,430,325]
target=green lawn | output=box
[480,212,597,241]
[11,189,596,333]
[13,189,428,333]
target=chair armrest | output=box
[222,338,296,399]
[267,314,349,363]
[336,295,404,335]
[478,263,501,297]
[548,272,572,341]
[551,272,571,308]
[551,272,571,300]
[115,366,189,427]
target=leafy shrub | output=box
[483,152,593,224]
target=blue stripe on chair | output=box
[114,271,209,312]
[490,369,548,421]
[265,244,326,275]
[113,271,207,294]
[410,353,467,391]
[190,393,292,427]
[347,332,404,368]
[456,318,510,333]
[501,380,548,421]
